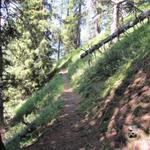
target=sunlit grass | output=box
[5,74,64,150]
[4,6,150,149]
[67,23,150,113]
[11,75,63,125]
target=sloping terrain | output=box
[4,22,150,150]
[24,23,150,150]
[23,70,85,150]
[66,23,150,149]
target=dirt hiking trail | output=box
[24,70,100,150]
[24,69,150,150]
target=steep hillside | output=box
[67,23,150,149]
[4,22,150,150]
[2,1,150,150]
[5,75,64,149]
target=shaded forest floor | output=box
[23,70,100,150]
[3,23,149,150]
[24,67,150,150]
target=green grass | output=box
[67,23,150,113]
[4,74,64,149]
[4,7,150,149]
[11,74,64,125]
[65,23,150,150]
[4,30,112,149]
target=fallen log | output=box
[80,10,150,59]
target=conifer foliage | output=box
[62,0,83,51]
[0,0,149,149]
[4,0,54,103]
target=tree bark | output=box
[67,0,70,16]
[57,37,61,60]
[91,0,102,35]
[76,0,81,47]
[111,2,120,33]
[0,46,4,127]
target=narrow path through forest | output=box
[24,70,99,150]
[23,68,150,150]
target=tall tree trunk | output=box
[111,2,120,33]
[57,37,61,60]
[0,46,4,127]
[76,0,81,47]
[67,0,70,16]
[91,0,102,35]
[0,1,6,128]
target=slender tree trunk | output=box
[96,19,101,34]
[111,2,120,33]
[57,37,61,60]
[0,46,4,127]
[0,1,5,128]
[67,0,70,16]
[76,0,81,47]
[91,0,102,35]
[57,0,64,60]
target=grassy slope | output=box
[4,43,80,149]
[67,23,150,148]
[68,23,149,111]
[4,12,149,149]
[5,74,64,149]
